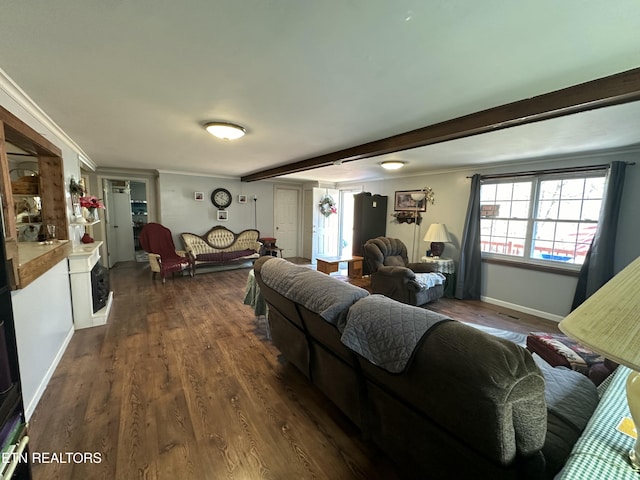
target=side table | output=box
[421,257,455,297]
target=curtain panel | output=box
[455,174,482,299]
[571,161,627,310]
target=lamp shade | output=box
[560,255,640,471]
[559,255,640,371]
[423,224,452,243]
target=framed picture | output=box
[238,194,247,204]
[194,191,204,201]
[217,210,228,221]
[394,190,427,212]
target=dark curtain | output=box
[571,161,627,310]
[455,174,482,299]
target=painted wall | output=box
[1,74,80,419]
[338,149,640,320]
[11,260,74,419]
[157,172,282,246]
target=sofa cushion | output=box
[384,255,405,267]
[258,257,368,329]
[195,249,256,262]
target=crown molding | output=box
[0,66,95,167]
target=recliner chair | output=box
[363,237,444,306]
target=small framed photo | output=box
[238,194,248,204]
[194,191,204,201]
[217,210,228,221]
[394,190,427,212]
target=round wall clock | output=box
[211,188,232,209]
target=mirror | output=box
[7,143,42,242]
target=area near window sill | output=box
[482,256,581,277]
[15,240,72,289]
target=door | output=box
[105,180,135,266]
[311,188,339,262]
[274,187,299,258]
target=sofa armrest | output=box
[407,262,437,273]
[376,265,416,279]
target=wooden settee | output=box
[180,226,261,272]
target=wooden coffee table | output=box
[316,255,364,279]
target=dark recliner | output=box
[363,237,444,306]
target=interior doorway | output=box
[103,179,136,267]
[339,189,360,257]
[274,187,300,258]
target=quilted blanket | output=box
[341,294,451,373]
[259,258,369,330]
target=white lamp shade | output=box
[423,223,452,243]
[205,122,246,140]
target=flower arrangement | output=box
[319,194,337,217]
[79,196,105,209]
[79,195,105,221]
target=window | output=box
[480,172,605,266]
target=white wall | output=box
[157,172,286,246]
[2,70,83,419]
[338,149,640,320]
[11,260,74,419]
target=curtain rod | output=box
[468,162,635,180]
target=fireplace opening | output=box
[91,262,110,313]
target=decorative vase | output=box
[81,233,94,244]
[73,203,86,224]
[86,207,98,222]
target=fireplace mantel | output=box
[68,241,113,329]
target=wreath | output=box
[319,194,337,217]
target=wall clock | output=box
[211,188,232,209]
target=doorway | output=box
[339,189,360,257]
[103,179,135,267]
[274,187,300,258]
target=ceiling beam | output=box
[241,67,640,182]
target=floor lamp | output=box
[410,192,426,262]
[559,255,640,471]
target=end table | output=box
[421,257,455,297]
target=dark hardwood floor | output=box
[28,260,559,479]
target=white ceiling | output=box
[1,1,639,183]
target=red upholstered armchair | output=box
[139,223,192,283]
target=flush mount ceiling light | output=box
[380,161,405,170]
[204,122,246,140]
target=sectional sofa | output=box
[253,256,600,479]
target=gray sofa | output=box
[253,256,599,479]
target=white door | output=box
[274,187,299,258]
[105,182,135,266]
[311,188,340,262]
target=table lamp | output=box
[423,223,452,258]
[559,255,640,471]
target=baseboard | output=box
[480,296,563,323]
[23,326,75,421]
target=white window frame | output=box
[480,171,606,270]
